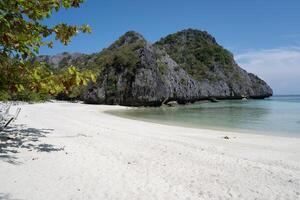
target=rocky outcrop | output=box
[154,29,273,100]
[38,29,273,106]
[83,30,272,106]
[83,32,200,106]
[33,52,98,70]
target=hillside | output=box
[154,29,273,99]
[36,29,273,106]
[83,31,200,105]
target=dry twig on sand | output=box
[0,103,21,131]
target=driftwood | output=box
[3,118,14,129]
[0,103,21,131]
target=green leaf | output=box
[16,84,25,92]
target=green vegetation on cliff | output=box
[83,32,146,98]
[155,29,234,81]
[93,32,145,93]
[33,29,273,104]
[96,32,145,74]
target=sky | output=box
[40,0,300,95]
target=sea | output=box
[108,95,300,137]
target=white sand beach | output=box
[0,101,300,200]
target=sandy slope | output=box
[0,102,299,200]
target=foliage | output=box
[96,36,143,78]
[111,31,144,49]
[155,29,234,81]
[157,59,167,75]
[0,0,94,101]
[0,90,10,101]
[35,32,146,102]
[82,33,145,102]
[96,45,139,98]
[0,57,96,101]
[0,0,91,58]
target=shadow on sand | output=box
[0,125,64,165]
[0,193,21,200]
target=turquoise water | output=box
[108,96,300,137]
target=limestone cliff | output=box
[37,29,273,106]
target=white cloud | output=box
[235,47,300,95]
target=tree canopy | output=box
[0,0,95,101]
[0,0,91,58]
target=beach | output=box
[0,101,300,200]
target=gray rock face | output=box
[37,29,273,106]
[33,52,101,72]
[82,30,272,106]
[154,29,273,100]
[83,35,199,106]
[33,52,86,69]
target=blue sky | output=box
[40,0,300,95]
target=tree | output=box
[0,0,91,58]
[0,0,95,100]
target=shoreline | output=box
[106,102,300,139]
[1,101,300,199]
[106,108,300,139]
